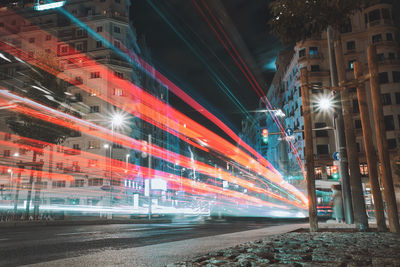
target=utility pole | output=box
[353,61,386,231]
[327,26,354,224]
[300,67,318,232]
[148,134,152,220]
[367,45,400,233]
[334,35,368,230]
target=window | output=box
[314,167,322,180]
[381,93,391,105]
[45,35,51,41]
[349,87,357,93]
[384,115,394,130]
[45,49,51,53]
[396,92,400,104]
[89,178,103,186]
[369,9,380,22]
[340,19,352,33]
[4,133,11,141]
[388,53,395,60]
[299,48,306,58]
[360,163,368,177]
[377,53,385,61]
[56,162,63,170]
[88,140,99,149]
[317,144,329,155]
[89,105,100,113]
[114,26,121,33]
[379,72,389,84]
[3,150,10,157]
[348,60,356,70]
[386,33,393,41]
[76,29,83,36]
[392,72,400,83]
[382,8,390,20]
[310,65,320,72]
[355,119,362,129]
[52,180,66,188]
[75,76,83,84]
[309,47,318,56]
[356,143,361,153]
[76,43,83,51]
[60,45,68,54]
[28,37,35,43]
[311,82,323,94]
[353,99,359,113]
[96,26,103,32]
[372,34,382,43]
[315,122,328,137]
[113,88,125,96]
[114,71,123,79]
[115,0,121,3]
[347,41,356,51]
[90,71,100,78]
[72,144,80,150]
[96,41,102,48]
[387,139,397,149]
[114,40,121,48]
[71,180,84,187]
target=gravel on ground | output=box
[168,228,400,267]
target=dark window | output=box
[396,92,400,104]
[114,40,121,48]
[317,144,329,155]
[315,122,328,137]
[392,71,400,83]
[76,29,83,36]
[45,35,51,41]
[299,49,306,58]
[96,41,102,48]
[377,53,385,61]
[382,8,390,20]
[114,71,123,78]
[353,99,360,113]
[355,119,362,129]
[90,106,100,113]
[388,53,395,59]
[379,72,389,84]
[369,9,380,22]
[96,26,103,32]
[384,115,394,130]
[381,93,391,105]
[347,41,356,50]
[372,34,382,43]
[356,143,361,152]
[386,33,393,41]
[114,26,120,33]
[310,65,320,72]
[311,82,323,94]
[349,87,357,93]
[29,37,35,43]
[387,139,397,149]
[340,19,352,33]
[90,71,100,78]
[3,150,10,157]
[309,47,318,56]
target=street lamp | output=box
[315,94,334,112]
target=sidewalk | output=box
[168,221,400,267]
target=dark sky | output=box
[132,0,282,133]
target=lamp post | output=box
[180,168,186,192]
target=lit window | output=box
[113,88,125,96]
[45,35,51,41]
[88,140,100,149]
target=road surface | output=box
[0,218,305,266]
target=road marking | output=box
[0,238,9,241]
[56,231,98,236]
[125,228,151,231]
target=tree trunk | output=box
[300,68,318,232]
[367,45,400,233]
[353,61,386,231]
[334,36,368,230]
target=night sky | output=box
[132,0,282,133]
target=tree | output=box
[7,52,72,220]
[268,0,377,231]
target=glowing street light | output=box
[316,95,334,112]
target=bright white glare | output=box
[7,169,12,173]
[111,113,126,128]
[275,109,286,117]
[103,144,109,149]
[13,152,19,157]
[316,95,333,112]
[0,53,11,62]
[34,1,66,11]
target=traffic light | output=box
[331,165,339,179]
[261,128,268,144]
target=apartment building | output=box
[265,2,400,199]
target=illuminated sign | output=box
[34,1,66,11]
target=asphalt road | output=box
[0,218,296,266]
